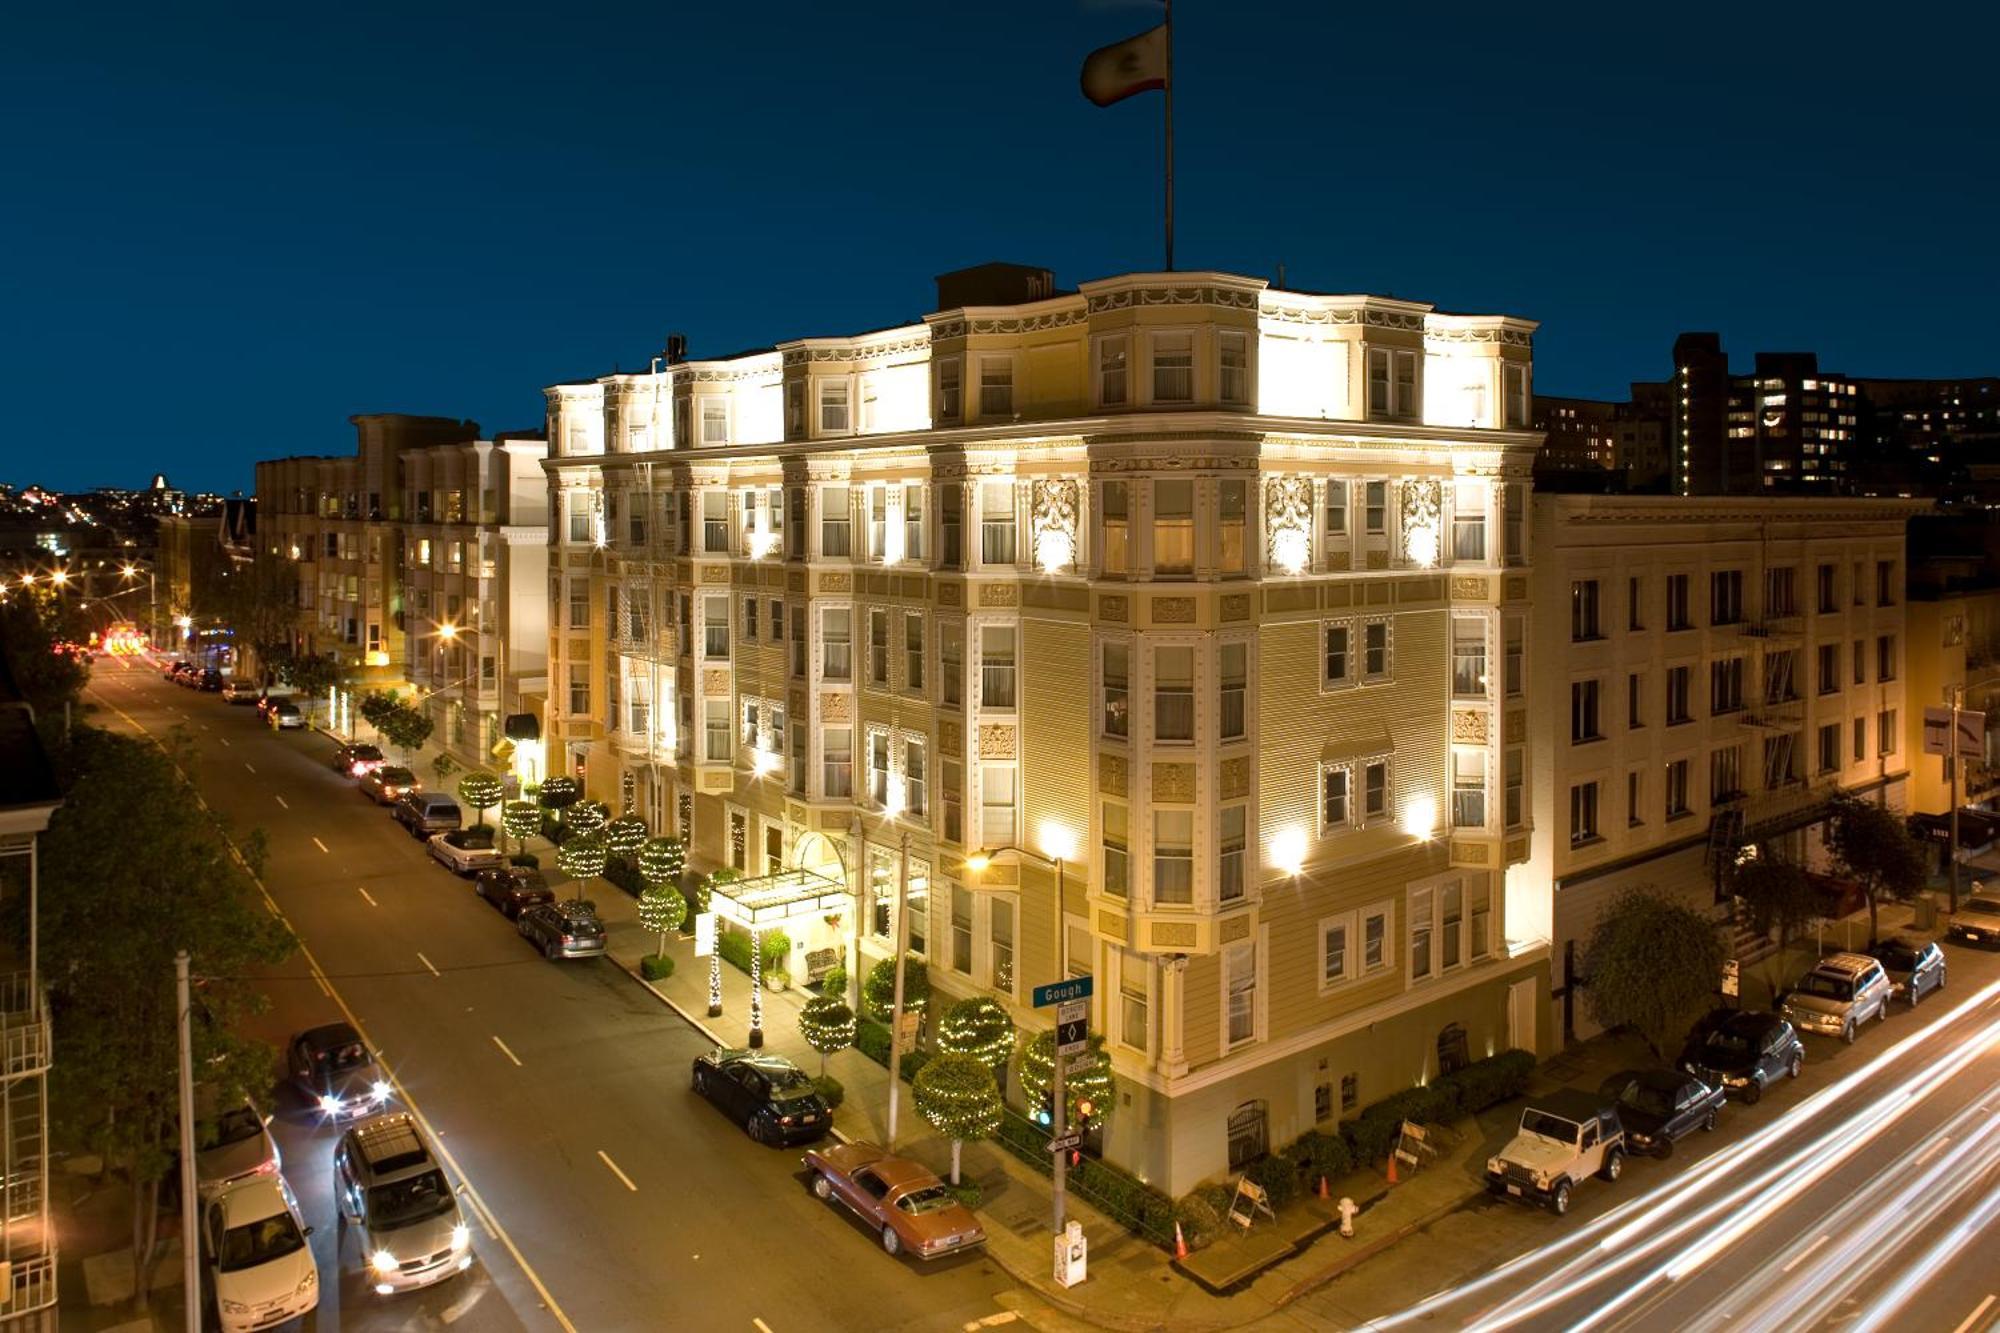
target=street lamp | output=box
[964,839,1074,1237]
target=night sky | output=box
[5,2,1996,493]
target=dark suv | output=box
[1599,1068,1726,1158]
[517,900,606,959]
[1679,1010,1803,1104]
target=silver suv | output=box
[333,1113,472,1295]
[1781,952,1893,1044]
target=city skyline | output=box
[6,2,1999,491]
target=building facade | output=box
[254,416,548,766]
[1527,495,1919,1042]
[544,266,1549,1195]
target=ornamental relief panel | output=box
[1099,753,1128,797]
[817,571,853,594]
[1098,595,1128,623]
[819,692,852,723]
[1365,550,1389,570]
[977,582,1019,608]
[1451,575,1490,600]
[702,668,732,697]
[1449,840,1494,867]
[1451,710,1489,744]
[938,582,963,608]
[1326,549,1352,571]
[939,719,963,758]
[1219,915,1252,943]
[1095,911,1130,942]
[1264,477,1313,571]
[1031,479,1080,572]
[1152,596,1197,624]
[978,724,1017,760]
[1219,757,1249,800]
[700,564,730,584]
[1150,922,1197,948]
[1220,594,1250,621]
[1152,762,1196,802]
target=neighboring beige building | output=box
[544,264,1548,1195]
[1528,495,1921,1042]
[1903,586,2000,816]
[254,416,549,770]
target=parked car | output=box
[517,899,606,959]
[391,792,461,838]
[1868,937,1946,1008]
[1597,1069,1725,1160]
[201,1175,318,1332]
[287,1022,391,1120]
[691,1047,832,1146]
[268,701,304,730]
[474,866,555,919]
[361,766,420,805]
[163,660,188,682]
[802,1141,986,1258]
[254,691,292,720]
[333,1112,472,1295]
[1947,892,2000,949]
[1484,1091,1626,1215]
[197,668,225,692]
[195,1093,281,1199]
[1780,952,1893,1044]
[221,679,260,704]
[1679,1010,1803,1104]
[332,742,386,777]
[427,827,504,875]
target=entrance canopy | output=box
[709,867,848,933]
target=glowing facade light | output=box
[1270,827,1307,877]
[751,746,781,777]
[1402,795,1438,841]
[1038,821,1078,864]
[1270,525,1309,575]
[1034,526,1074,575]
[747,528,781,560]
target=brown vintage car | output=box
[801,1141,986,1259]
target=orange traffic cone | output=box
[1386,1153,1399,1186]
[1317,1174,1330,1200]
[1174,1221,1189,1260]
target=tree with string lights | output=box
[913,1053,1001,1185]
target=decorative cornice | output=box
[1260,304,1426,332]
[1087,285,1258,314]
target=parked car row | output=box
[164,660,224,692]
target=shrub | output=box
[900,1049,931,1084]
[936,995,1016,1073]
[1441,1049,1535,1114]
[508,853,539,869]
[863,953,930,1022]
[1249,1153,1300,1210]
[1174,1188,1227,1251]
[640,954,676,982]
[948,1181,983,1209]
[854,1016,892,1066]
[716,927,756,975]
[799,996,856,1074]
[760,931,792,971]
[818,962,847,998]
[1287,1130,1352,1187]
[812,1075,845,1109]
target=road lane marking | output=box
[417,952,440,978]
[274,795,288,810]
[1782,1233,1829,1273]
[311,837,329,854]
[598,1151,637,1192]
[356,887,378,907]
[244,762,255,774]
[1953,1296,1998,1333]
[219,738,230,747]
[1916,1135,1953,1166]
[491,1035,523,1067]
[82,681,579,1333]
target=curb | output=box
[1269,1184,1482,1308]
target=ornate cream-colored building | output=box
[544,264,1547,1194]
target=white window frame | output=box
[818,376,851,436]
[1362,616,1393,682]
[1318,761,1354,835]
[1218,330,1250,406]
[1148,328,1197,405]
[1361,901,1394,976]
[1220,932,1265,1053]
[1318,910,1357,992]
[1116,948,1151,1056]
[1361,752,1393,826]
[1321,618,1355,692]
[699,395,730,446]
[977,355,1015,419]
[936,356,962,421]
[1095,334,1130,408]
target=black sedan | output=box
[517,899,606,959]
[1679,1009,1803,1104]
[1599,1068,1725,1159]
[474,866,556,919]
[286,1022,391,1120]
[1869,937,1946,1007]
[691,1048,832,1146]
[330,742,385,777]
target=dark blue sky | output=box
[5,2,1996,493]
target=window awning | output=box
[710,867,850,932]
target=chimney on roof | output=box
[665,333,689,365]
[934,263,1057,310]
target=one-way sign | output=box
[1056,998,1089,1057]
[1047,1131,1083,1154]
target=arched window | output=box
[1226,1100,1268,1171]
[1438,1022,1471,1077]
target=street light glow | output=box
[435,622,458,641]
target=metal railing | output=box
[0,977,48,1080]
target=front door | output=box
[1508,977,1538,1055]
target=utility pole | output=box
[175,951,200,1333]
[884,828,912,1145]
[1950,684,1964,914]
[1050,856,1070,1235]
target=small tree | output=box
[378,701,434,762]
[799,995,856,1075]
[1732,856,1820,999]
[914,1053,1002,1185]
[281,651,341,724]
[638,837,686,892]
[457,770,503,828]
[937,995,1016,1078]
[358,690,397,732]
[1019,1030,1113,1127]
[555,830,608,893]
[1825,791,1928,945]
[568,799,610,838]
[430,751,461,785]
[605,814,649,863]
[636,883,687,960]
[695,865,738,918]
[863,952,931,1023]
[1584,887,1727,1055]
[538,775,580,838]
[502,800,541,845]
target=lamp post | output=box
[120,561,157,651]
[965,842,1071,1235]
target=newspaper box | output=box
[1053,1220,1087,1288]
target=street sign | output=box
[1047,1131,1083,1154]
[1923,706,1985,758]
[1033,976,1093,1008]
[693,912,716,958]
[1056,999,1089,1057]
[502,772,520,800]
[896,1010,921,1045]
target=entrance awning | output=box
[709,867,849,933]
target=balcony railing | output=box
[0,975,49,1080]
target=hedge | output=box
[813,1075,845,1109]
[602,861,646,897]
[717,927,756,976]
[854,1016,892,1066]
[1340,1048,1535,1164]
[640,954,675,982]
[993,1109,1175,1247]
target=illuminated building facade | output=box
[544,266,1548,1193]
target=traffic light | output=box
[1074,1095,1097,1128]
[1036,1088,1054,1127]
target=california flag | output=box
[1080,25,1168,107]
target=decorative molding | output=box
[938,582,963,608]
[978,724,1017,760]
[818,571,853,594]
[1400,479,1442,568]
[1152,762,1195,802]
[1450,575,1490,600]
[1259,303,1426,332]
[1451,710,1490,744]
[1099,594,1129,623]
[1326,550,1352,572]
[1220,757,1249,800]
[940,719,963,757]
[1151,922,1197,948]
[1449,840,1494,866]
[1099,753,1128,797]
[1219,594,1250,621]
[1503,575,1529,600]
[1096,910,1130,942]
[1423,325,1534,347]
[1219,914,1252,944]
[703,668,732,697]
[1365,550,1389,570]
[977,582,1019,608]
[1264,476,1313,573]
[820,692,852,723]
[1031,479,1080,573]
[1087,285,1258,314]
[1091,453,1259,474]
[700,564,730,584]
[780,333,931,366]
[927,306,1089,340]
[1152,596,1197,624]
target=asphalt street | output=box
[86,659,1025,1333]
[1300,912,2000,1332]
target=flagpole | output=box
[1163,0,1175,272]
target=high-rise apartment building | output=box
[544,266,1546,1193]
[1528,495,1919,1041]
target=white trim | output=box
[1317,910,1357,993]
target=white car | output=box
[202,1175,318,1332]
[1947,892,2000,948]
[196,1096,280,1200]
[427,828,505,875]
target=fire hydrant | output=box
[1338,1197,1358,1239]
